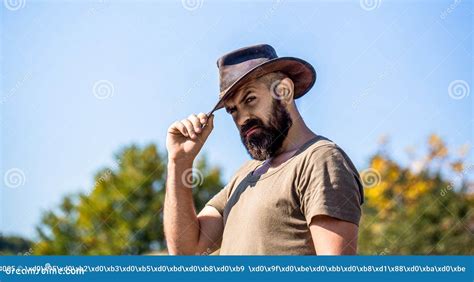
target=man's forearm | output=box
[164,160,200,255]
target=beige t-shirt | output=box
[205,135,364,255]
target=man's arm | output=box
[163,113,223,255]
[299,146,363,255]
[164,160,224,255]
[309,214,358,255]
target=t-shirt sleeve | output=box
[297,145,364,227]
[204,160,255,216]
[204,184,230,216]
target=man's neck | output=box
[253,121,316,175]
[281,114,316,149]
[271,116,317,164]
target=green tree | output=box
[34,144,223,255]
[30,135,473,255]
[0,234,33,255]
[358,134,473,255]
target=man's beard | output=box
[240,100,293,161]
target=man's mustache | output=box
[240,119,265,136]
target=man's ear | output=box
[270,77,294,105]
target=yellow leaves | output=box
[358,135,473,255]
[33,241,49,255]
[387,168,400,182]
[457,143,470,157]
[371,222,385,236]
[83,235,97,246]
[371,155,387,172]
[364,148,437,215]
[362,134,471,225]
[428,134,448,158]
[450,161,464,173]
[405,182,430,201]
[365,181,385,201]
[437,147,448,158]
[364,181,393,216]
[428,134,442,147]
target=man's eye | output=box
[245,96,255,103]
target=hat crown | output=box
[217,44,277,68]
[208,43,316,115]
[216,44,278,94]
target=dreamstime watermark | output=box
[270,79,292,101]
[181,168,204,189]
[181,0,203,11]
[87,0,110,16]
[196,247,213,255]
[359,0,382,11]
[440,163,473,197]
[360,168,381,188]
[440,0,462,20]
[94,169,112,188]
[17,247,34,256]
[0,70,33,105]
[448,80,470,100]
[3,0,26,11]
[352,63,397,110]
[92,159,122,188]
[3,168,26,188]
[92,79,115,100]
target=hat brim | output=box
[209,56,316,115]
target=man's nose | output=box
[236,112,250,129]
[237,121,246,134]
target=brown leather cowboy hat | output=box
[207,44,316,116]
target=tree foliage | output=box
[0,234,33,255]
[34,144,223,255]
[358,134,473,255]
[19,134,474,255]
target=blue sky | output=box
[1,0,472,238]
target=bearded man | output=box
[164,44,364,255]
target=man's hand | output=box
[309,215,359,255]
[164,112,221,255]
[166,113,214,163]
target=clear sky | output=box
[1,0,472,238]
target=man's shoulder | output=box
[303,135,341,157]
[300,135,357,170]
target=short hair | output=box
[256,71,289,90]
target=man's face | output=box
[224,75,293,161]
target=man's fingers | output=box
[197,112,208,125]
[188,114,203,133]
[181,119,197,139]
[169,121,188,137]
[169,113,213,140]
[200,114,214,137]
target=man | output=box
[164,44,364,255]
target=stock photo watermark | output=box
[0,70,33,105]
[92,80,115,100]
[448,79,470,100]
[360,168,382,188]
[440,163,473,197]
[440,0,462,20]
[181,0,203,12]
[3,168,26,188]
[181,168,204,189]
[3,0,26,11]
[359,0,382,12]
